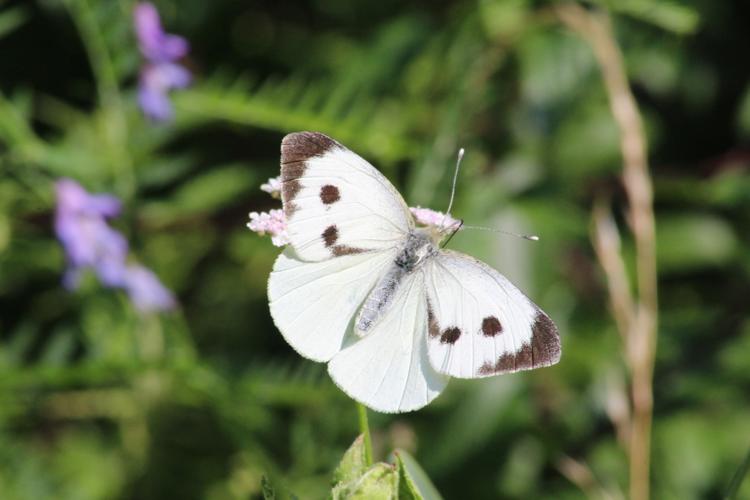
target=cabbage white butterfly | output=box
[268,132,561,413]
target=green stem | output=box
[64,0,122,111]
[356,402,373,466]
[725,444,750,499]
[63,0,135,197]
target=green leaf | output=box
[140,164,257,224]
[332,435,368,487]
[479,0,529,41]
[174,78,419,164]
[0,6,29,40]
[656,213,738,272]
[590,0,700,34]
[736,84,750,138]
[726,445,750,499]
[341,463,397,500]
[394,450,443,500]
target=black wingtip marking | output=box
[281,132,339,164]
[477,311,560,376]
[531,312,561,366]
[280,132,340,218]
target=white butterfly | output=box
[268,132,561,413]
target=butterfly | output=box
[268,132,561,413]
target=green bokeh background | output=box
[1,0,749,498]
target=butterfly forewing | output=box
[424,250,561,379]
[280,132,413,261]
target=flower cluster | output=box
[55,179,176,312]
[247,209,289,246]
[260,177,282,198]
[247,176,462,246]
[134,2,191,122]
[247,177,288,246]
[409,206,461,231]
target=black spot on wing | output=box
[320,184,341,204]
[322,225,338,247]
[320,225,367,256]
[481,316,503,337]
[440,327,461,345]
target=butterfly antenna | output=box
[439,148,465,229]
[445,148,464,216]
[440,219,464,248]
[462,224,540,241]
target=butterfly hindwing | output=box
[424,250,561,379]
[280,132,413,261]
[268,246,398,362]
[327,271,448,413]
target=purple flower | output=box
[55,179,175,312]
[134,2,190,122]
[55,179,128,288]
[122,264,176,312]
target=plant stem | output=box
[63,0,135,197]
[725,444,750,499]
[356,402,373,466]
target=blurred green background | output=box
[1,0,750,498]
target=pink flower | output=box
[410,206,461,231]
[247,209,289,247]
[260,177,282,198]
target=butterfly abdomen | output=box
[355,231,437,334]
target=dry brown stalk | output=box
[555,4,659,500]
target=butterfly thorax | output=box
[394,229,439,271]
[355,230,437,334]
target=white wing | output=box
[327,271,448,413]
[268,246,397,362]
[280,132,413,262]
[424,250,560,379]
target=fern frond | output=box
[173,74,420,164]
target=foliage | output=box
[1,0,750,499]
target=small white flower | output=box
[410,206,460,231]
[247,209,289,246]
[260,177,282,198]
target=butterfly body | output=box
[356,228,439,333]
[268,131,561,413]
